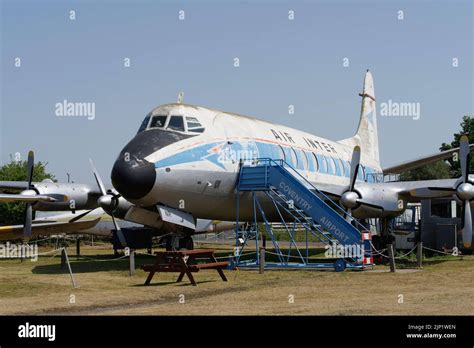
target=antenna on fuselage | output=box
[177,92,184,104]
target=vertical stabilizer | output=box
[339,70,380,166]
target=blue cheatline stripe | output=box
[154,139,379,181]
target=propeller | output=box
[458,136,473,248]
[410,136,473,247]
[89,159,128,248]
[340,146,383,219]
[22,151,35,238]
[411,136,474,247]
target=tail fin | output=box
[339,70,380,165]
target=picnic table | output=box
[142,249,228,286]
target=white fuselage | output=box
[124,104,382,221]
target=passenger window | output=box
[338,159,345,176]
[278,145,286,162]
[167,116,185,132]
[327,156,336,175]
[290,148,298,167]
[149,115,167,129]
[301,151,309,171]
[186,116,205,133]
[312,153,319,172]
[344,161,351,178]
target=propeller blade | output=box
[345,209,352,222]
[23,204,33,238]
[349,146,361,191]
[459,135,470,183]
[112,215,128,248]
[463,200,472,248]
[26,151,34,188]
[89,159,107,195]
[409,187,456,199]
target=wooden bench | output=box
[142,249,228,286]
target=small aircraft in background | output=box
[0,155,238,250]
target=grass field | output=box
[0,242,473,315]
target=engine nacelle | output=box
[32,181,99,211]
[351,185,406,219]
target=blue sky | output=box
[1,0,472,184]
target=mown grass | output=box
[0,244,473,315]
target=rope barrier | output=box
[422,245,455,255]
[215,251,256,260]
[35,248,64,257]
[393,245,417,259]
[76,254,129,262]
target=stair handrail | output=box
[247,157,369,235]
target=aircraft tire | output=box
[179,236,194,250]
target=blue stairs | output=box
[236,158,371,267]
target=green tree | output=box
[439,115,474,178]
[400,115,473,181]
[0,159,56,225]
[400,161,451,181]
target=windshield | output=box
[137,114,151,133]
[167,116,185,132]
[149,115,167,129]
[186,116,204,133]
[141,113,205,134]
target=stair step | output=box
[238,163,363,247]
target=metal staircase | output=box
[233,158,373,271]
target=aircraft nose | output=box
[111,156,156,200]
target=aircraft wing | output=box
[310,177,461,214]
[377,178,460,201]
[0,218,101,241]
[383,144,474,174]
[0,181,29,192]
[0,194,58,203]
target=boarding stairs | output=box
[234,158,373,270]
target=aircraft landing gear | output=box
[160,235,194,251]
[178,236,194,250]
[372,218,396,250]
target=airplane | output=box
[1,70,472,251]
[105,70,474,249]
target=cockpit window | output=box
[149,115,167,129]
[185,116,205,133]
[137,114,151,133]
[167,116,185,132]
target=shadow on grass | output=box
[132,279,215,287]
[374,255,469,269]
[215,247,328,264]
[31,254,155,274]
